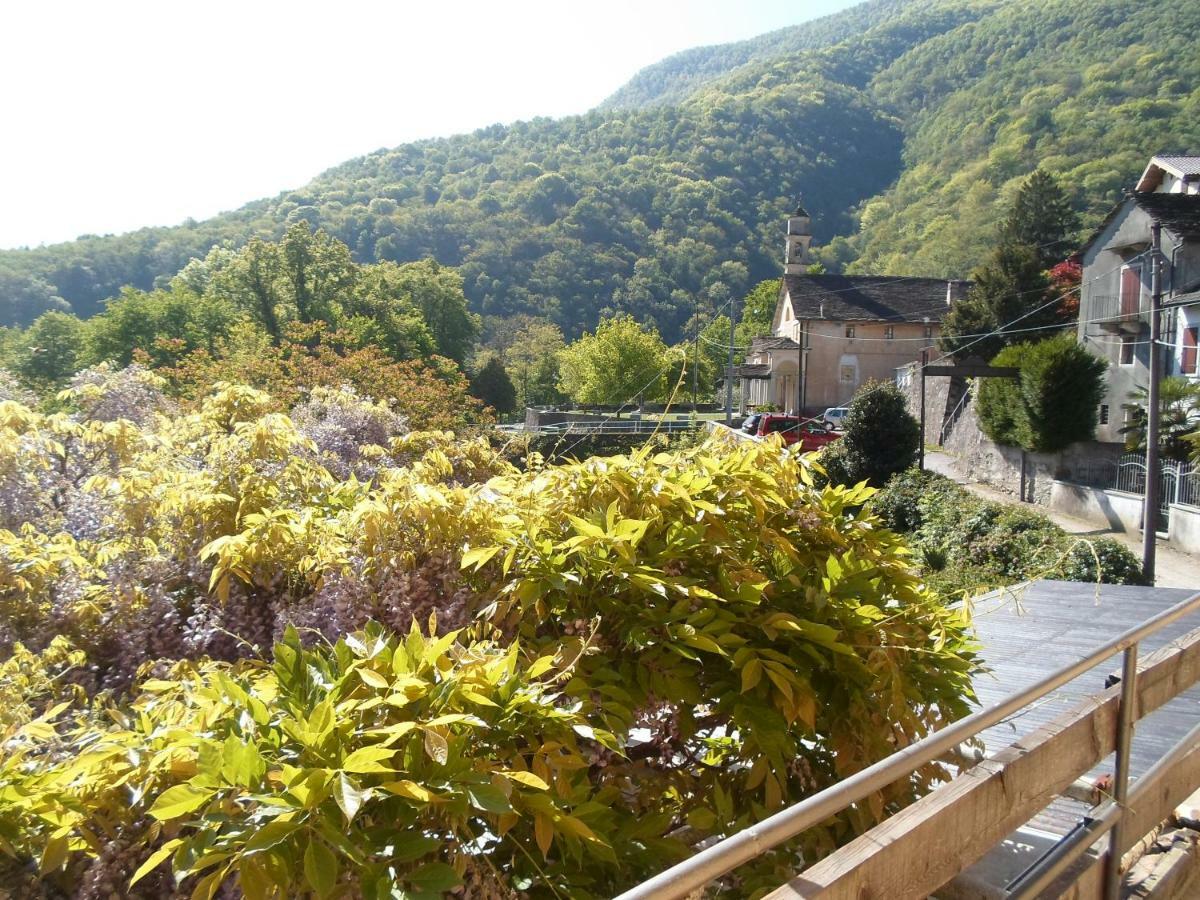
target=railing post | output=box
[1104,643,1139,900]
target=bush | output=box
[872,468,1146,595]
[0,384,981,896]
[823,380,920,486]
[976,335,1106,452]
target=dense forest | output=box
[2,0,1199,346]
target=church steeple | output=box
[785,199,812,275]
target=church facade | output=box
[734,205,967,414]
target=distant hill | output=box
[596,0,914,111]
[4,0,1199,342]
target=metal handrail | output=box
[615,589,1200,900]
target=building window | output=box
[884,325,895,340]
[923,326,934,339]
[1120,264,1142,317]
[1119,336,1135,366]
[839,365,856,383]
[1183,326,1199,375]
[845,324,856,338]
[1099,404,1109,425]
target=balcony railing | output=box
[1089,293,1146,332]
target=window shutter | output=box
[1120,266,1141,316]
[1183,326,1198,375]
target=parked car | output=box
[822,407,850,430]
[741,414,839,450]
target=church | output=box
[734,205,967,414]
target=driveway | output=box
[924,451,1199,590]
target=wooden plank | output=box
[764,628,1200,900]
[923,364,1020,377]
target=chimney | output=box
[945,279,968,306]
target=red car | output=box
[740,414,839,450]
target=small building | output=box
[1077,154,1200,445]
[735,204,967,413]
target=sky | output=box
[0,0,860,250]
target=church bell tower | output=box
[784,201,812,275]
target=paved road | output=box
[924,451,1198,590]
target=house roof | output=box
[1135,154,1200,191]
[782,274,951,323]
[1132,191,1200,238]
[748,335,800,353]
[733,363,771,378]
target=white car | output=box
[822,407,849,430]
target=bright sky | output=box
[0,0,859,249]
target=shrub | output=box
[976,335,1106,452]
[872,468,1147,595]
[0,625,639,899]
[823,380,919,486]
[0,385,981,896]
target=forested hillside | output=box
[3,0,1198,342]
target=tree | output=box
[501,318,566,410]
[469,352,517,415]
[820,379,920,486]
[939,170,1081,363]
[557,314,670,408]
[735,280,779,347]
[939,242,1058,362]
[10,311,85,387]
[1120,377,1200,462]
[1001,170,1080,269]
[976,335,1106,452]
[382,259,479,365]
[278,222,357,325]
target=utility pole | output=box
[918,347,928,471]
[725,295,737,426]
[1142,222,1163,584]
[691,299,699,413]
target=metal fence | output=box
[1069,452,1197,532]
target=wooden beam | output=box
[1053,723,1200,897]
[764,628,1200,900]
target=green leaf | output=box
[467,782,513,813]
[407,861,462,893]
[241,818,301,854]
[341,745,397,774]
[147,783,215,821]
[389,831,442,863]
[334,772,365,822]
[129,839,182,887]
[304,838,339,900]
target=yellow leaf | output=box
[500,770,549,791]
[381,780,435,803]
[534,813,554,857]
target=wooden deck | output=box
[969,581,1200,835]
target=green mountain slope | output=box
[597,0,914,111]
[844,0,1200,275]
[3,0,1198,343]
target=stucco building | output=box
[735,205,966,413]
[1077,155,1200,445]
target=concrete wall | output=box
[1050,481,1145,533]
[1170,504,1200,554]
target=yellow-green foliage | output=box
[0,624,630,899]
[0,379,977,896]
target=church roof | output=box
[782,274,952,323]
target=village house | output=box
[734,204,967,413]
[1077,154,1200,445]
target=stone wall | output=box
[938,392,1126,505]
